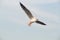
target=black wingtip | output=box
[43,23,46,25]
[40,22,46,25]
[19,2,25,8]
[19,2,22,6]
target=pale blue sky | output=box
[0,0,60,40]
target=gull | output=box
[20,2,46,26]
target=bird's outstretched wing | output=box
[36,21,46,25]
[20,2,33,19]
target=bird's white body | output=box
[30,17,37,22]
[28,17,38,26]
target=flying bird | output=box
[20,2,46,26]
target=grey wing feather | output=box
[36,21,46,25]
[20,2,33,19]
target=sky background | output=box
[0,0,60,40]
